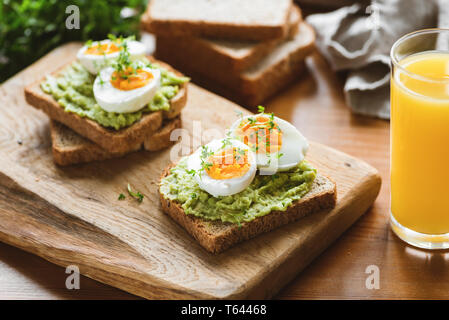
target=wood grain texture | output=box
[0,43,381,299]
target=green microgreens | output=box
[221,137,233,150]
[186,169,196,176]
[118,193,126,200]
[112,40,132,73]
[107,33,118,41]
[127,183,144,203]
[257,105,265,113]
[200,145,212,159]
[109,39,147,82]
[198,145,214,177]
[277,152,284,159]
[85,39,93,48]
[234,110,243,119]
[235,146,247,162]
[107,34,136,46]
[203,162,213,172]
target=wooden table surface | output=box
[0,52,447,300]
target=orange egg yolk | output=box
[206,147,251,180]
[110,67,154,91]
[85,42,121,55]
[235,116,282,154]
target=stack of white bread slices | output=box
[141,0,315,107]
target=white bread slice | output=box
[155,22,315,106]
[50,117,182,166]
[156,5,302,73]
[141,0,293,41]
[159,165,336,254]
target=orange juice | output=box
[391,51,449,234]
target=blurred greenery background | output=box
[0,0,148,83]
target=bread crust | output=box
[155,5,302,73]
[144,117,182,152]
[180,60,307,108]
[155,23,315,107]
[159,164,337,254]
[24,57,188,154]
[51,117,182,166]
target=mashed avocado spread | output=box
[41,61,189,130]
[160,157,316,224]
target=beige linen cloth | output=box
[305,0,441,119]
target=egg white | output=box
[187,139,257,197]
[228,114,309,174]
[76,39,146,75]
[93,66,161,113]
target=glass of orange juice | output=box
[390,29,449,249]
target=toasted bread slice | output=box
[159,165,336,254]
[141,0,293,41]
[51,116,182,166]
[24,58,188,154]
[174,60,306,108]
[155,23,315,107]
[155,5,302,73]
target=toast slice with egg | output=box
[50,116,181,166]
[141,0,294,41]
[159,165,336,254]
[24,58,187,154]
[155,23,315,107]
[155,5,302,73]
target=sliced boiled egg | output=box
[187,139,257,197]
[93,66,160,113]
[228,113,309,173]
[77,39,145,74]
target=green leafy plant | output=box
[0,0,148,82]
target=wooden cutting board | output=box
[0,43,381,299]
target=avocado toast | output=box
[159,109,336,253]
[25,36,189,158]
